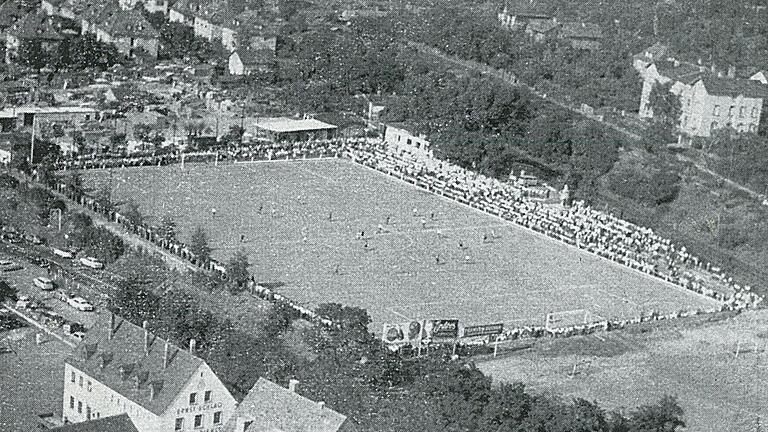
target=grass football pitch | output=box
[82,159,719,330]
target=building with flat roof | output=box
[251,117,337,142]
[383,124,432,160]
[222,378,353,432]
[0,106,98,130]
[63,312,237,432]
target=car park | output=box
[67,297,94,312]
[33,277,55,291]
[79,257,104,269]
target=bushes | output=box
[608,160,681,206]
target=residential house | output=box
[63,312,238,432]
[94,8,159,58]
[637,58,768,141]
[5,11,65,63]
[750,70,767,85]
[228,47,275,75]
[677,77,768,139]
[525,19,558,42]
[632,42,670,71]
[222,378,354,432]
[117,0,168,14]
[168,0,195,25]
[558,22,603,51]
[498,0,551,30]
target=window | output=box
[204,390,212,403]
[711,121,719,132]
[77,401,82,414]
[189,392,197,405]
[740,106,745,117]
[713,105,720,116]
[86,406,91,420]
[406,138,412,145]
[213,411,222,425]
[243,421,253,432]
[87,380,92,392]
[750,124,756,132]
[682,116,687,127]
[78,376,83,387]
[729,105,735,116]
[70,371,75,383]
[69,396,74,409]
[194,414,203,428]
[753,107,758,117]
[175,418,184,431]
[738,122,744,130]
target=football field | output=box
[82,159,720,330]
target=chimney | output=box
[149,381,162,401]
[318,401,325,410]
[134,375,141,389]
[108,312,115,340]
[119,365,129,380]
[718,71,723,78]
[727,65,736,78]
[711,63,717,74]
[163,342,170,369]
[673,59,680,68]
[142,321,150,355]
[189,338,196,355]
[288,379,300,393]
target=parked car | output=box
[2,262,23,272]
[52,248,74,259]
[24,234,43,245]
[29,256,50,268]
[67,297,94,312]
[79,257,104,269]
[71,331,86,341]
[33,276,55,291]
[15,295,30,309]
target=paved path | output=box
[677,153,767,203]
[2,304,76,348]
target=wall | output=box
[63,363,162,432]
[384,125,431,159]
[163,363,237,432]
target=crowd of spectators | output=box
[50,136,763,341]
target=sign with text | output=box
[462,323,504,338]
[425,319,459,339]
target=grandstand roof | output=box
[253,117,337,133]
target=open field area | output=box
[82,159,719,329]
[0,326,71,430]
[478,309,768,432]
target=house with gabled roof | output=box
[558,22,603,51]
[497,0,550,30]
[62,312,237,432]
[93,8,159,58]
[222,378,354,432]
[5,10,65,62]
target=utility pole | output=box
[30,113,36,164]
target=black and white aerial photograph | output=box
[0,0,767,430]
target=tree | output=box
[67,33,121,70]
[109,276,161,324]
[17,40,47,71]
[626,395,685,432]
[110,133,127,151]
[121,200,144,226]
[189,226,211,263]
[225,249,250,292]
[646,82,682,145]
[221,125,245,147]
[0,279,17,303]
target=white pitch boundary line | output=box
[232,156,339,165]
[348,159,724,307]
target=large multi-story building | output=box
[634,48,768,142]
[62,313,237,432]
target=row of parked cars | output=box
[52,248,104,269]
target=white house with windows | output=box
[384,124,433,160]
[63,313,237,432]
